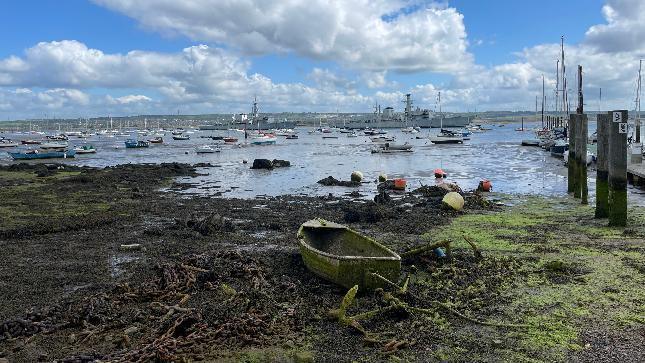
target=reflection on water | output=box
[1,121,643,204]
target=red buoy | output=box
[479,179,492,192]
[434,168,446,178]
[394,178,407,190]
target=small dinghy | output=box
[521,139,540,146]
[0,139,20,148]
[297,219,401,289]
[429,129,464,144]
[73,145,97,154]
[371,142,414,154]
[125,139,150,148]
[223,136,238,143]
[21,139,42,145]
[195,144,220,153]
[550,140,569,157]
[172,134,190,140]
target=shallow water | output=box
[1,121,643,204]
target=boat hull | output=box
[346,116,470,129]
[199,120,297,131]
[550,144,569,157]
[297,219,401,289]
[521,139,541,146]
[9,150,76,160]
[429,137,463,144]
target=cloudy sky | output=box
[0,0,644,119]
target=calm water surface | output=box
[1,121,643,203]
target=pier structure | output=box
[595,114,609,218]
[607,110,628,226]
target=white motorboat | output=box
[196,145,220,153]
[372,142,414,153]
[371,135,395,143]
[250,134,277,145]
[0,139,20,148]
[401,126,419,134]
[73,145,97,154]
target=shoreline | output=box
[0,163,643,362]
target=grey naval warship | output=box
[199,93,469,130]
[344,94,470,129]
[199,97,296,131]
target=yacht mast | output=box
[561,36,567,117]
[555,60,560,115]
[404,93,412,124]
[438,91,443,129]
[542,75,545,128]
[637,59,642,143]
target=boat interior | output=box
[300,226,394,258]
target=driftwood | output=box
[329,284,529,357]
[400,240,452,259]
[462,235,483,258]
[401,235,483,260]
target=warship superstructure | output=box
[343,94,470,129]
[199,97,296,131]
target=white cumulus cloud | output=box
[92,0,473,73]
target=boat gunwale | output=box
[297,219,401,262]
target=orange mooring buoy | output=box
[394,178,407,190]
[434,168,446,178]
[479,179,492,192]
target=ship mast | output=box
[636,59,642,143]
[542,75,545,128]
[252,95,259,133]
[555,59,560,116]
[561,36,568,118]
[438,91,443,129]
[403,93,412,124]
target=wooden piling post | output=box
[567,115,576,193]
[569,114,578,195]
[577,114,588,204]
[595,114,609,218]
[608,110,628,226]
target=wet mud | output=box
[0,164,642,362]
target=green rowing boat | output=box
[297,219,401,289]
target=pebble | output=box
[124,326,139,335]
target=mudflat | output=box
[0,163,642,362]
